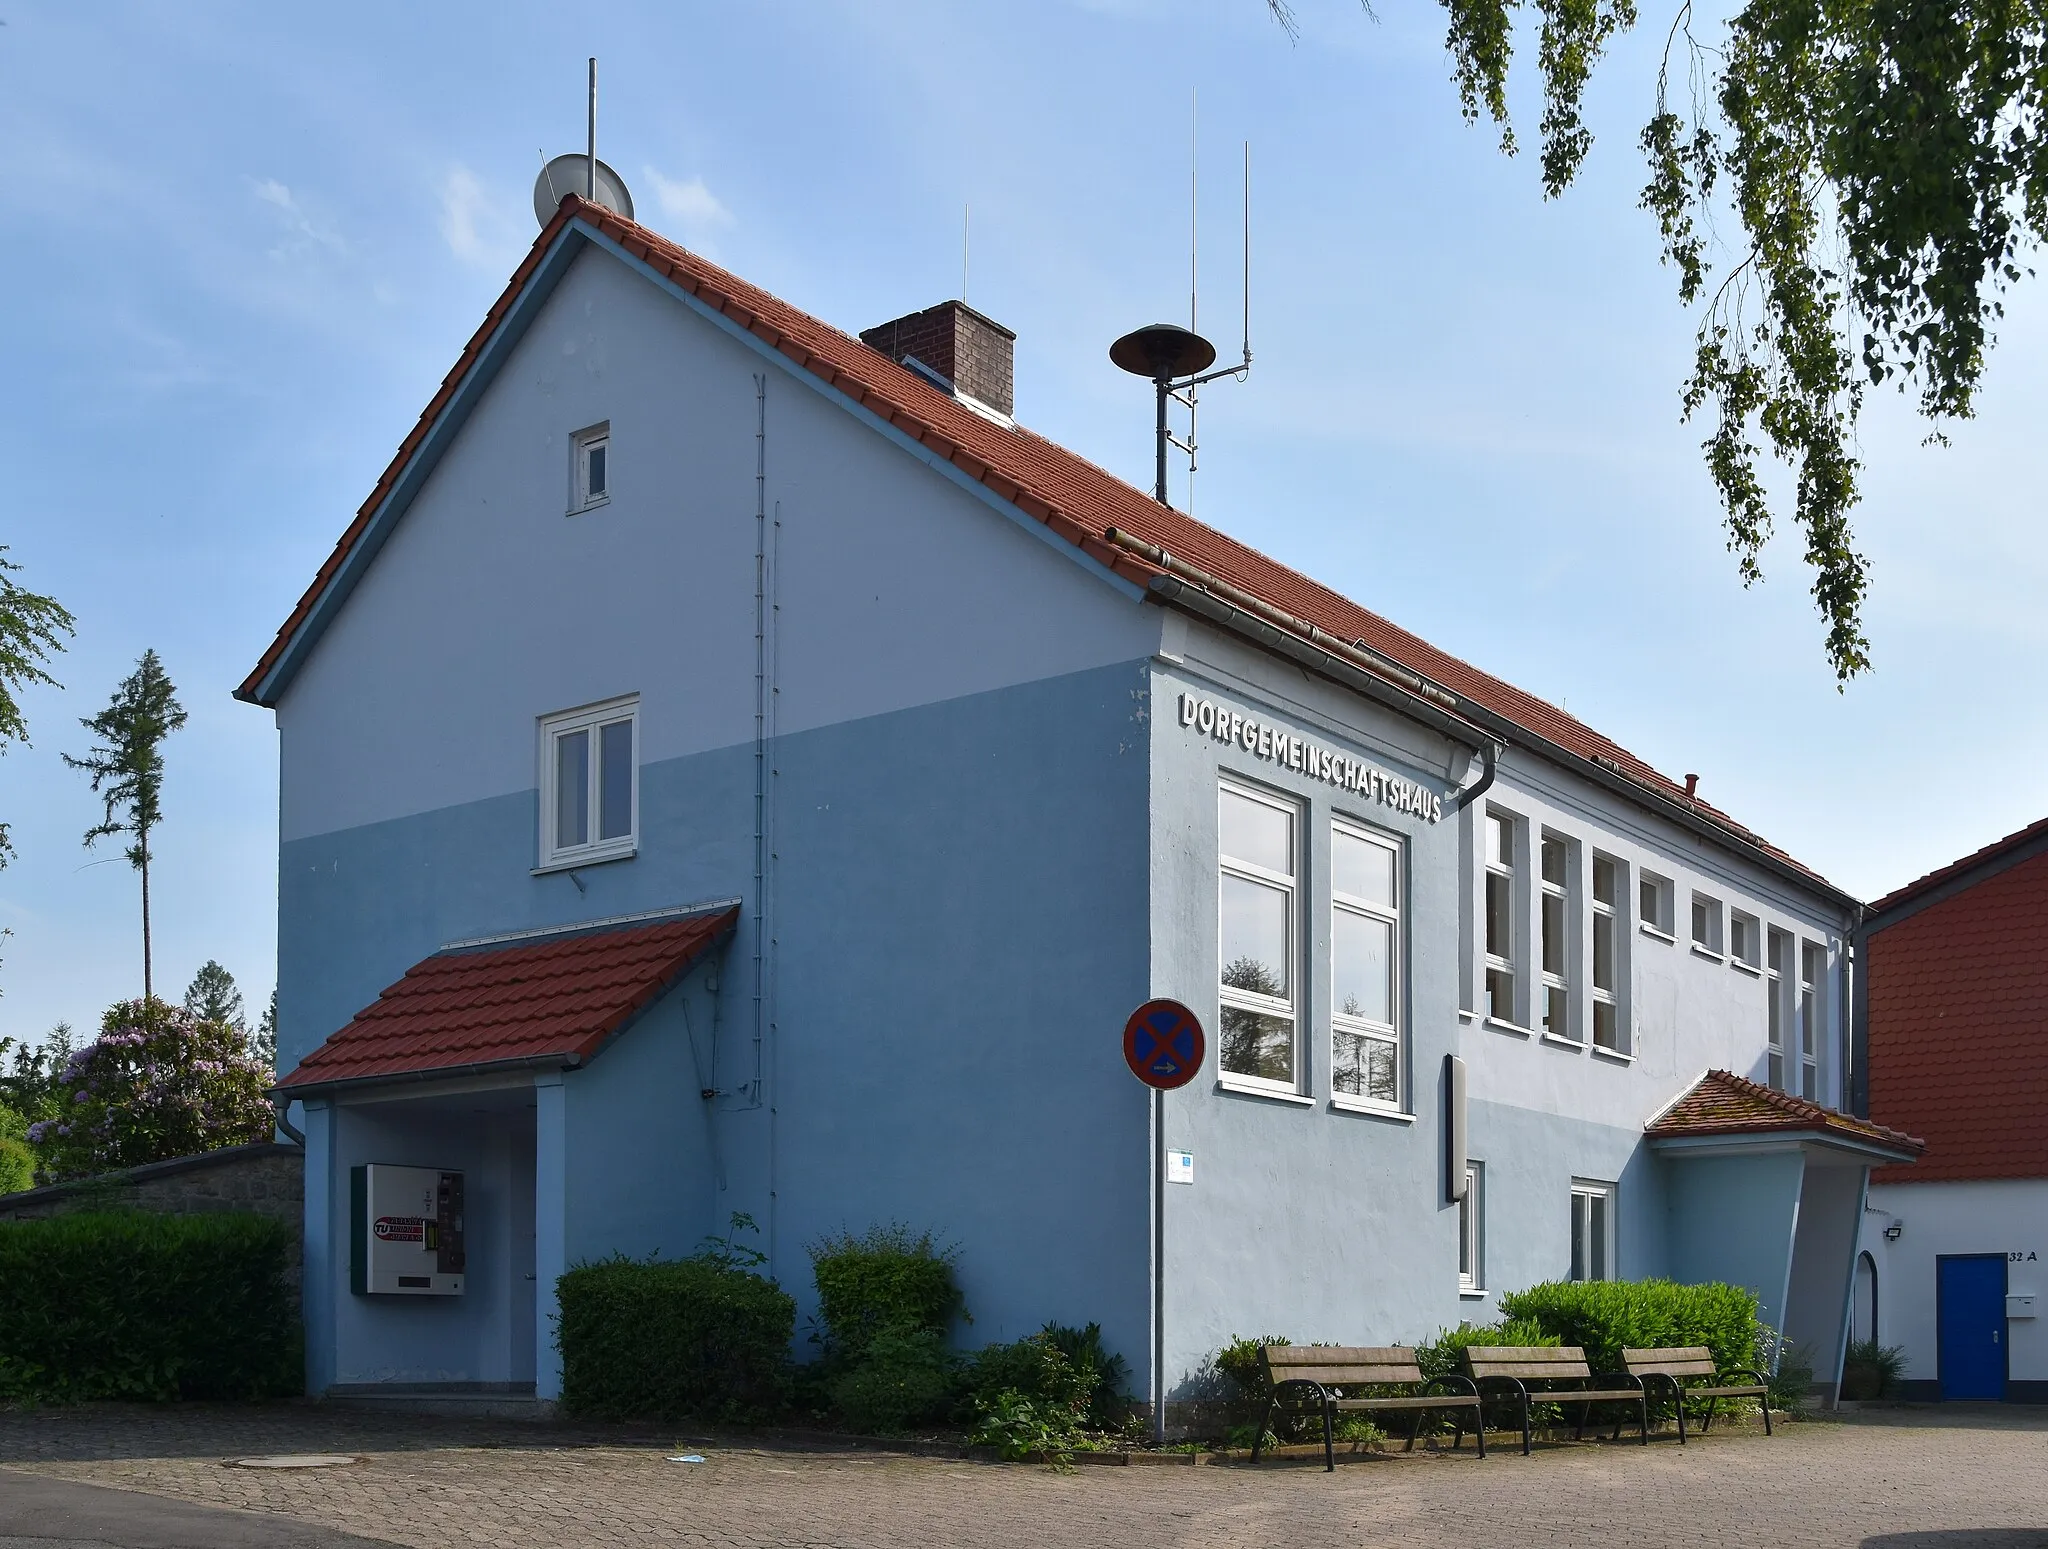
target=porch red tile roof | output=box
[1646,1068,1922,1155]
[274,907,737,1092]
[236,196,1828,889]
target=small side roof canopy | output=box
[1647,1068,1923,1163]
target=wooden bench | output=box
[1253,1346,1486,1471]
[1622,1347,1772,1442]
[1462,1346,1648,1454]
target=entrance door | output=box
[1937,1255,2007,1401]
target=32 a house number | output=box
[2010,1251,2038,1262]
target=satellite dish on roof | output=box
[1110,323,1216,382]
[533,154,634,228]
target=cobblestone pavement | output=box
[2,1404,2044,1549]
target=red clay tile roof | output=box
[1866,843,2048,1182]
[1646,1068,1923,1155]
[237,196,1823,885]
[275,907,737,1091]
[1867,814,2048,917]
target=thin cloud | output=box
[645,169,733,249]
[250,177,345,261]
[438,164,523,270]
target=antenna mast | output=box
[586,59,598,200]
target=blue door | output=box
[1937,1255,2007,1401]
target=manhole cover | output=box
[223,1455,366,1470]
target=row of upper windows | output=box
[1484,805,1828,1099]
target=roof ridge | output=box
[1867,813,2048,916]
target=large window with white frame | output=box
[1331,820,1402,1109]
[1459,1162,1485,1293]
[1540,833,1574,1040]
[1591,853,1623,1052]
[538,696,638,871]
[1799,941,1823,1100]
[1484,809,1519,1024]
[1219,781,1299,1089]
[1766,926,1792,1090]
[1569,1179,1616,1282]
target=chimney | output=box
[860,301,1015,419]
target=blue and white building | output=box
[251,195,1916,1414]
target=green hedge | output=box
[556,1254,794,1421]
[0,1210,300,1403]
[1498,1279,1765,1375]
[808,1224,960,1360]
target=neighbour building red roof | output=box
[237,196,1825,887]
[274,907,737,1092]
[1865,839,2048,1183]
[1646,1068,1922,1155]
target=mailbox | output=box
[350,1164,465,1296]
[2008,1293,2037,1319]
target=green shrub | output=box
[556,1253,794,1422]
[0,1106,34,1195]
[1840,1337,1906,1400]
[0,1210,299,1403]
[1214,1333,1292,1399]
[965,1323,1129,1431]
[1765,1335,1816,1412]
[808,1224,960,1359]
[1036,1322,1130,1428]
[1414,1318,1557,1381]
[828,1326,958,1433]
[1497,1279,1765,1375]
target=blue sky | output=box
[3,1,2044,1048]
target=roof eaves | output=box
[1862,814,2048,931]
[271,1050,577,1099]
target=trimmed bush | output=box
[1414,1317,1559,1381]
[808,1224,961,1359]
[828,1326,958,1433]
[0,1210,299,1402]
[1498,1279,1765,1375]
[556,1254,794,1422]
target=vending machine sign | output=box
[350,1163,465,1296]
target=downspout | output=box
[1451,740,1500,814]
[271,1094,305,1146]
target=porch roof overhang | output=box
[1644,1068,1925,1167]
[273,902,739,1099]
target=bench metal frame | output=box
[1252,1346,1486,1472]
[1621,1346,1772,1443]
[1463,1346,1649,1455]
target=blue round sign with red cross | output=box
[1123,999,1205,1090]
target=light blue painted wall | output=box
[1784,1161,1865,1369]
[1666,1150,1804,1337]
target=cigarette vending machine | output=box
[350,1163,465,1296]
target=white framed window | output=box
[1690,891,1724,957]
[1729,910,1762,972]
[1331,820,1402,1110]
[1483,809,1519,1024]
[1540,833,1574,1041]
[1570,1179,1616,1282]
[1459,1162,1485,1293]
[1639,871,1675,938]
[1591,853,1623,1052]
[537,695,638,870]
[570,422,610,512]
[1767,927,1792,1090]
[1799,941,1823,1100]
[1219,780,1298,1090]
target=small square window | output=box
[570,422,610,512]
[538,695,637,869]
[1690,891,1724,957]
[1639,872,1674,936]
[1729,910,1761,970]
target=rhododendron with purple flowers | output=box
[27,997,272,1183]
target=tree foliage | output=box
[183,960,247,1035]
[1287,0,2048,680]
[0,546,76,866]
[26,998,272,1184]
[63,650,187,998]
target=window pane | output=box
[1486,968,1514,1022]
[1801,1063,1817,1101]
[1333,908,1393,1024]
[1590,1193,1609,1280]
[1544,984,1569,1039]
[1221,1006,1293,1083]
[1800,990,1816,1056]
[1593,913,1614,991]
[1332,829,1393,907]
[1692,897,1711,945]
[1221,874,1290,999]
[1542,891,1566,976]
[1485,871,1512,959]
[1768,990,1782,1049]
[1640,878,1660,928]
[1221,788,1292,875]
[1541,837,1566,886]
[1593,999,1617,1050]
[1459,1192,1473,1278]
[1593,856,1617,907]
[1769,1050,1785,1090]
[1570,1195,1586,1281]
[554,728,589,849]
[586,442,607,497]
[597,719,633,841]
[1488,813,1512,867]
[1332,1029,1396,1103]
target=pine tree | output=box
[63,650,187,1001]
[252,989,277,1073]
[0,546,76,868]
[183,960,246,1035]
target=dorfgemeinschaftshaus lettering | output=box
[1178,693,1443,824]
